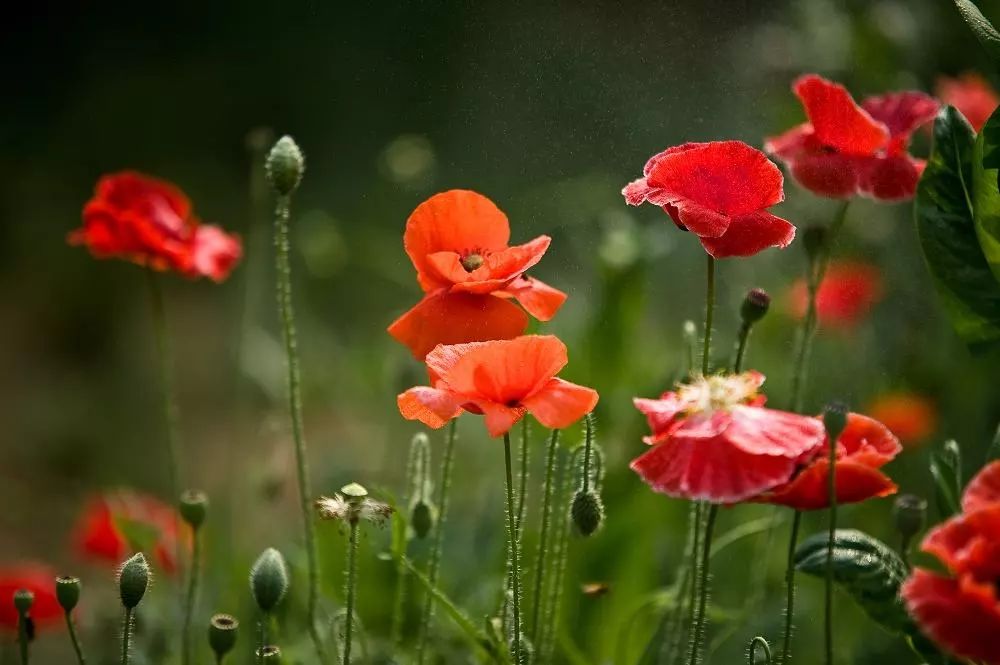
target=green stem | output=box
[182,530,202,665]
[416,419,458,664]
[146,269,182,501]
[16,611,28,665]
[687,505,719,665]
[790,202,849,412]
[530,429,560,639]
[65,611,87,664]
[503,432,524,664]
[779,511,803,665]
[516,418,530,539]
[748,637,772,664]
[121,608,133,665]
[734,323,752,374]
[665,501,701,665]
[344,520,360,665]
[273,194,328,664]
[684,502,704,664]
[539,446,571,661]
[825,436,838,665]
[702,256,716,376]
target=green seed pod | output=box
[208,613,239,659]
[257,645,282,662]
[265,136,305,196]
[55,576,80,613]
[740,288,771,324]
[13,589,33,614]
[823,401,850,442]
[571,489,604,536]
[893,494,928,541]
[410,500,434,539]
[118,553,149,609]
[250,548,289,613]
[179,490,209,530]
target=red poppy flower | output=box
[903,461,1000,664]
[388,190,567,358]
[936,73,999,133]
[70,171,242,282]
[788,260,883,329]
[622,141,795,258]
[74,489,187,575]
[765,74,939,201]
[755,413,901,511]
[630,372,826,503]
[866,391,937,447]
[397,335,598,437]
[0,564,61,632]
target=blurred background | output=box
[3,0,1000,662]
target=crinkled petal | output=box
[634,394,684,443]
[861,90,940,146]
[963,461,1000,513]
[922,506,1000,579]
[723,405,826,458]
[522,378,599,430]
[756,458,897,511]
[671,200,732,238]
[697,210,796,258]
[397,386,463,429]
[387,291,528,359]
[788,151,864,199]
[793,74,889,155]
[476,400,527,437]
[445,335,568,403]
[498,276,567,321]
[903,570,1000,664]
[858,154,924,202]
[836,413,901,467]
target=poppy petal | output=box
[836,413,901,467]
[789,151,864,199]
[937,73,1000,133]
[522,378,599,430]
[858,154,924,202]
[697,210,796,258]
[499,277,567,321]
[903,570,1000,664]
[190,225,242,282]
[861,91,940,146]
[645,141,785,217]
[670,200,732,238]
[397,387,464,429]
[963,461,1000,513]
[446,335,568,402]
[475,400,528,437]
[757,458,897,511]
[722,405,826,457]
[404,190,511,292]
[793,74,889,155]
[0,564,63,631]
[387,291,529,359]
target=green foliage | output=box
[953,0,1000,66]
[974,109,1000,285]
[915,106,1000,348]
[930,439,964,517]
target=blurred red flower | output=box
[0,564,61,632]
[937,73,999,133]
[630,372,826,503]
[788,260,883,329]
[623,141,795,258]
[70,171,242,282]
[755,413,901,510]
[388,190,566,358]
[867,391,937,446]
[398,335,598,437]
[903,461,1000,664]
[766,74,939,201]
[74,489,187,576]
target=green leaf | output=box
[953,0,1000,64]
[974,108,1000,284]
[930,439,964,517]
[915,106,1000,348]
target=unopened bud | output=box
[893,494,928,540]
[208,613,239,659]
[571,489,604,536]
[257,645,282,662]
[55,576,80,613]
[179,490,209,530]
[822,401,849,442]
[250,548,289,613]
[118,553,149,609]
[740,288,771,324]
[266,136,304,196]
[13,589,33,614]
[410,500,434,539]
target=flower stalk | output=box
[180,491,208,665]
[688,504,719,665]
[702,256,716,376]
[14,589,32,665]
[529,428,560,639]
[57,577,86,665]
[503,432,525,663]
[145,269,182,514]
[822,405,848,665]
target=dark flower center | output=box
[461,253,484,272]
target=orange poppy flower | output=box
[867,391,937,446]
[397,335,598,437]
[388,190,566,358]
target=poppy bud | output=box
[179,490,209,530]
[55,576,81,613]
[250,548,289,613]
[893,494,927,541]
[208,613,239,659]
[13,589,33,614]
[266,136,305,196]
[740,288,771,324]
[822,401,849,442]
[410,500,434,539]
[802,225,827,261]
[257,645,282,662]
[571,489,604,536]
[118,553,149,609]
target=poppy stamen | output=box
[461,253,484,272]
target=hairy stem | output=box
[121,609,133,665]
[503,432,524,663]
[684,502,704,664]
[530,429,560,639]
[687,505,719,665]
[540,446,571,661]
[344,520,360,665]
[182,529,202,665]
[779,511,803,665]
[516,418,530,538]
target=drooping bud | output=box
[740,288,771,324]
[410,500,434,539]
[208,613,239,660]
[893,494,928,541]
[822,401,849,442]
[406,432,435,539]
[257,645,282,662]
[179,490,209,530]
[55,576,81,613]
[571,489,605,536]
[265,136,305,196]
[250,548,289,613]
[13,589,33,614]
[802,225,827,262]
[118,553,149,609]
